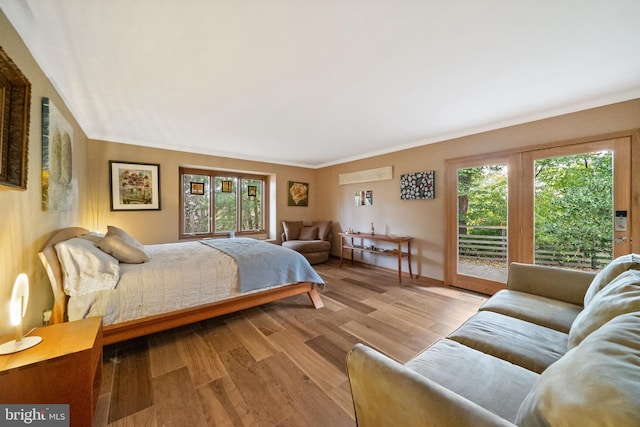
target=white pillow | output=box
[584,253,640,306]
[96,235,149,263]
[55,237,120,296]
[517,312,640,427]
[105,225,147,252]
[568,269,640,348]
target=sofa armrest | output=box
[346,344,516,427]
[507,262,596,306]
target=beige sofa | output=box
[281,220,332,264]
[347,256,640,427]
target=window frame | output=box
[179,167,267,239]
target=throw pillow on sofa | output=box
[516,312,640,427]
[568,269,640,349]
[583,253,640,305]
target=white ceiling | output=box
[3,1,640,168]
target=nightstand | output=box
[0,317,103,427]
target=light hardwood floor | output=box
[94,258,487,427]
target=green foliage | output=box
[534,153,613,267]
[457,152,614,269]
[458,165,508,236]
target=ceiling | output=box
[2,1,640,168]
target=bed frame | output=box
[39,227,324,345]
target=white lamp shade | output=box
[10,273,29,326]
[0,273,42,355]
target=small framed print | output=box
[248,185,257,197]
[190,182,204,195]
[110,161,161,211]
[221,180,233,193]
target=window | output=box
[180,167,266,239]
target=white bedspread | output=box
[68,241,242,326]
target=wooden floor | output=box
[94,258,487,427]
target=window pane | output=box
[457,164,508,282]
[534,151,613,270]
[182,174,210,235]
[214,176,237,232]
[241,179,262,231]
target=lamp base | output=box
[0,336,42,355]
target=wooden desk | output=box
[0,317,103,427]
[339,232,413,283]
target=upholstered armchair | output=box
[281,220,332,264]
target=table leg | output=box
[407,240,413,278]
[397,242,402,283]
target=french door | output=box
[446,137,631,295]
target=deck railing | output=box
[458,226,611,270]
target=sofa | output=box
[346,256,640,426]
[281,220,332,264]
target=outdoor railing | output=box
[458,226,611,270]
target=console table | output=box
[338,232,413,283]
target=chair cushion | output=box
[448,311,568,373]
[299,226,318,240]
[407,339,539,423]
[516,312,640,427]
[282,221,303,240]
[568,269,640,349]
[479,289,582,333]
[583,253,640,305]
[312,220,332,241]
[282,239,330,253]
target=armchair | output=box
[281,220,332,264]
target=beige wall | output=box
[2,6,640,336]
[1,10,89,334]
[85,140,317,244]
[317,99,640,281]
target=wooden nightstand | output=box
[0,317,103,427]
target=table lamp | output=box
[0,273,43,355]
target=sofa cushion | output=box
[312,220,332,241]
[282,239,330,253]
[298,225,318,240]
[480,289,582,333]
[406,339,539,423]
[516,312,640,427]
[568,269,640,349]
[584,253,640,305]
[282,221,303,241]
[448,311,568,373]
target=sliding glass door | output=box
[447,137,631,295]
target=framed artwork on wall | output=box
[42,97,73,212]
[288,181,309,206]
[400,170,435,200]
[0,46,31,190]
[110,161,161,211]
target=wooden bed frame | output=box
[39,227,324,345]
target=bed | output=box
[39,227,325,345]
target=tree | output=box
[534,153,613,268]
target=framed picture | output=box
[221,180,233,193]
[0,46,31,190]
[190,182,204,195]
[110,161,161,211]
[42,97,73,212]
[248,185,257,197]
[288,181,309,206]
[400,170,435,200]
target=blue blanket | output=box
[200,238,324,292]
